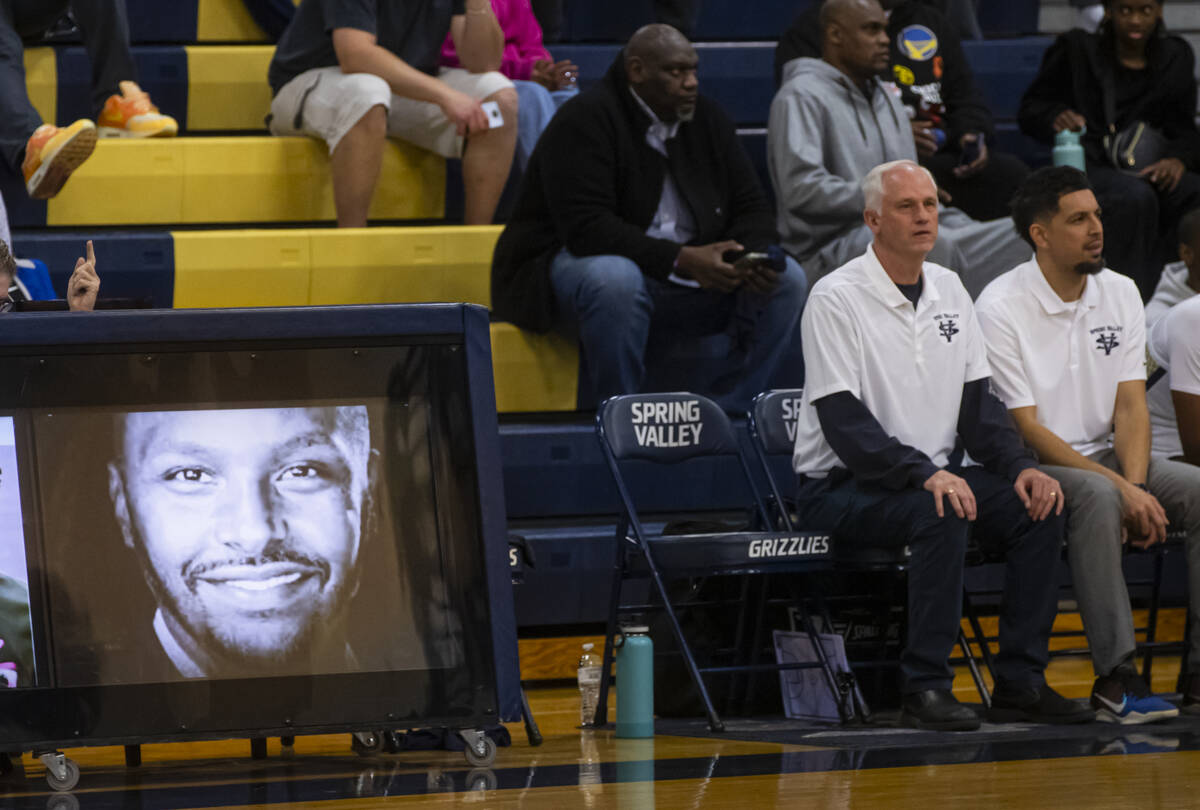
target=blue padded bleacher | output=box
[9,231,175,306]
[125,0,201,43]
[961,37,1052,121]
[977,3,1042,39]
[553,42,781,127]
[560,0,814,43]
[56,46,189,131]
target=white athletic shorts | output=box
[269,65,513,158]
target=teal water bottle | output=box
[1053,127,1087,172]
[615,626,654,738]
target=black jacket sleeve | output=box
[1018,33,1076,143]
[957,378,1038,481]
[774,8,821,87]
[936,16,995,142]
[1158,41,1200,169]
[814,391,939,490]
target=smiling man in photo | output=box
[107,405,372,680]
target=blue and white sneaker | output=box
[1090,666,1179,724]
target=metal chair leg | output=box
[958,629,991,709]
[1143,547,1165,683]
[596,516,629,727]
[962,590,998,683]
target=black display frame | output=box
[0,304,516,750]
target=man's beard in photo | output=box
[132,530,358,677]
[1073,257,1106,276]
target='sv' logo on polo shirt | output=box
[1095,333,1120,355]
[934,313,960,343]
[1090,325,1123,356]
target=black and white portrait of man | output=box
[107,406,373,680]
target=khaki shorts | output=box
[269,66,513,158]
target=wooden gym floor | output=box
[3,645,1200,808]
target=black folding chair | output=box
[593,392,842,732]
[747,389,993,709]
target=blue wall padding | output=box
[692,0,813,41]
[560,0,814,42]
[977,2,1041,38]
[9,230,175,307]
[125,0,199,44]
[56,46,188,129]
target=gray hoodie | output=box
[768,58,914,261]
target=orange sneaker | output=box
[97,81,178,138]
[22,120,98,200]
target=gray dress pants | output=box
[1044,450,1200,678]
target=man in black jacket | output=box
[774,0,1028,221]
[491,25,807,410]
[1019,0,1200,297]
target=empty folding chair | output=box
[593,392,840,732]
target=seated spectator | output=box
[1,239,100,313]
[441,0,579,172]
[1146,209,1200,465]
[1,1,177,200]
[791,159,1085,731]
[491,25,807,410]
[774,0,1029,221]
[1019,0,1200,298]
[768,0,1028,296]
[975,166,1200,722]
[1146,208,1200,325]
[1149,296,1200,467]
[267,0,519,227]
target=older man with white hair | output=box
[790,159,1088,731]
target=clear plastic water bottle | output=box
[577,642,602,727]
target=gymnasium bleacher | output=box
[6,0,1193,666]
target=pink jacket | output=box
[440,0,552,82]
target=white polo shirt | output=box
[1148,294,1200,458]
[792,245,990,476]
[975,259,1146,458]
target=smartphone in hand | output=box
[959,134,984,167]
[733,252,770,271]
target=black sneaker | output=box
[1181,673,1200,715]
[900,689,980,731]
[987,683,1095,724]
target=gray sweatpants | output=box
[1044,450,1200,677]
[802,208,1031,299]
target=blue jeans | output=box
[549,250,808,411]
[512,80,576,172]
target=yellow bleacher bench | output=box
[46,137,445,226]
[185,46,275,131]
[171,225,579,412]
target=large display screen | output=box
[0,310,502,747]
